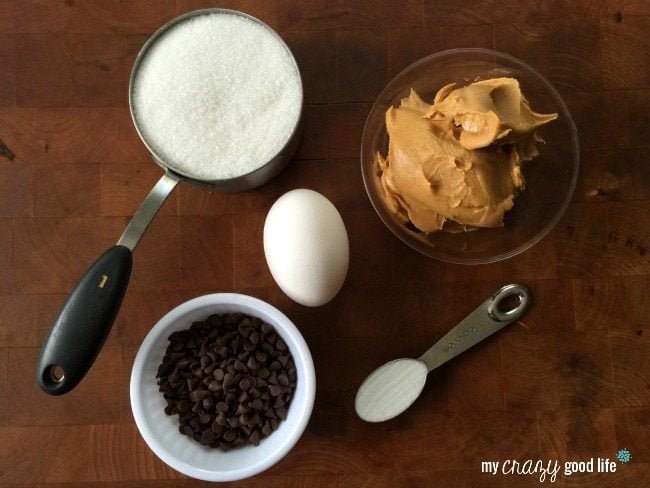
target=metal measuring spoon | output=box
[355,284,532,423]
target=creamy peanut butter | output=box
[376,77,557,233]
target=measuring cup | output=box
[355,284,532,422]
[36,9,303,395]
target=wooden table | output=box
[1,1,648,486]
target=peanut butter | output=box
[376,77,557,233]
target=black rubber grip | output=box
[36,245,133,395]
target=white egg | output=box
[263,189,349,307]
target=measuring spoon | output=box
[355,283,532,422]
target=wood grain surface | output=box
[0,0,649,486]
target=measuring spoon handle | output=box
[418,284,532,372]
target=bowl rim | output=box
[361,47,580,265]
[130,292,316,481]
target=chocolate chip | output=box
[238,320,253,337]
[277,373,289,386]
[201,430,216,445]
[239,377,252,391]
[246,356,258,370]
[234,359,246,372]
[176,358,191,369]
[223,373,235,390]
[288,369,297,383]
[249,331,260,344]
[189,389,208,403]
[200,356,210,369]
[202,396,214,410]
[258,368,270,379]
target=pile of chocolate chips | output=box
[157,313,297,450]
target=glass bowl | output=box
[361,48,579,264]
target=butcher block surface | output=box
[0,1,649,487]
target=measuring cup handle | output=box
[36,172,180,395]
[36,245,132,395]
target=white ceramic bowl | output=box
[130,293,316,482]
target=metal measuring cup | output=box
[36,9,303,395]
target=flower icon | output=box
[616,448,632,464]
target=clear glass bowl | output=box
[361,48,579,264]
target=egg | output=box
[264,189,349,307]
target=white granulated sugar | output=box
[132,13,302,180]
